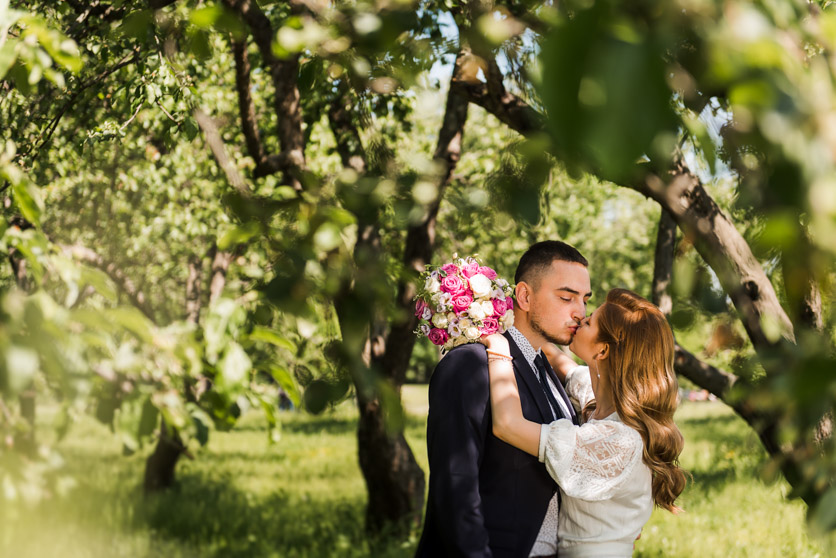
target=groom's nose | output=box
[569,302,584,321]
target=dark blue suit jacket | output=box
[416,331,576,557]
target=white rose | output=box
[425,275,440,293]
[468,274,492,299]
[467,302,486,321]
[481,300,495,316]
[447,312,457,322]
[464,326,480,340]
[459,317,472,329]
[501,309,514,328]
[432,313,449,329]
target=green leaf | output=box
[182,117,199,141]
[270,364,300,408]
[189,5,223,28]
[119,10,153,40]
[218,221,260,250]
[80,266,118,301]
[303,379,330,414]
[11,177,43,227]
[0,38,19,80]
[538,3,677,181]
[188,404,213,446]
[249,326,296,351]
[218,342,251,389]
[138,397,159,439]
[107,307,154,343]
[5,346,39,396]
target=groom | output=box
[416,241,591,557]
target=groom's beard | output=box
[530,313,575,346]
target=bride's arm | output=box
[484,334,542,457]
[541,342,577,383]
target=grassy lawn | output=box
[0,386,832,557]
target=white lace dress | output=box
[537,366,652,558]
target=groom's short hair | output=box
[515,240,588,285]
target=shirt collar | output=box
[508,326,540,368]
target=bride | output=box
[482,288,686,558]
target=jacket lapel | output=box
[503,331,554,424]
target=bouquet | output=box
[414,255,515,353]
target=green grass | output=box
[0,387,832,557]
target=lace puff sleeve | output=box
[538,417,644,501]
[564,365,595,409]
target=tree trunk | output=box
[651,207,676,316]
[329,55,470,532]
[143,422,184,492]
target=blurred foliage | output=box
[1,0,836,538]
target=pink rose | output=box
[440,263,460,276]
[506,297,514,311]
[428,328,449,346]
[478,266,498,280]
[492,298,507,316]
[480,317,499,336]
[415,299,428,317]
[461,261,480,278]
[440,274,467,296]
[452,293,473,313]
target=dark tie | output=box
[534,353,562,421]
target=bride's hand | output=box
[482,333,510,354]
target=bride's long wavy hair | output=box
[594,288,687,512]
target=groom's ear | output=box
[515,281,531,311]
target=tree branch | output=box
[208,246,233,305]
[457,54,545,136]
[62,244,156,322]
[231,37,267,170]
[327,86,367,174]
[194,108,251,196]
[222,0,305,190]
[630,166,795,350]
[185,255,202,324]
[21,49,141,162]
